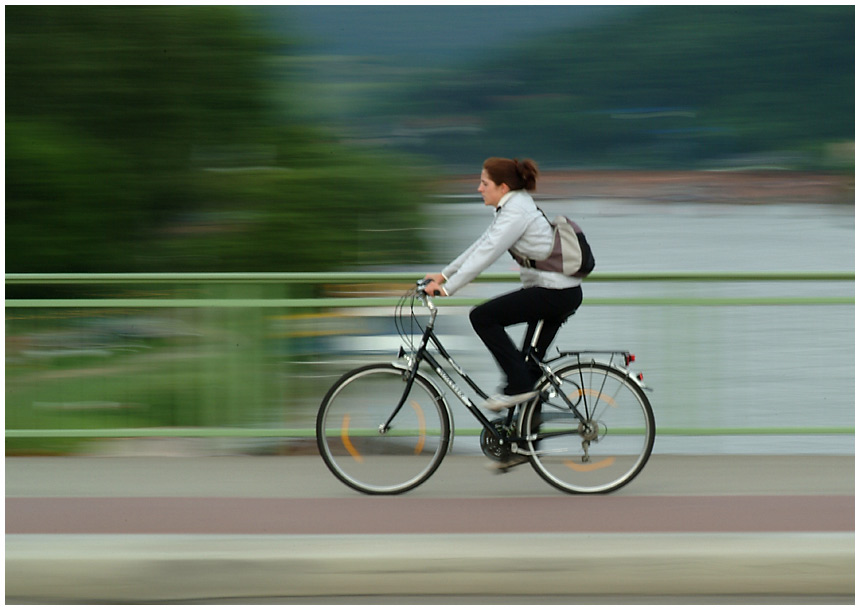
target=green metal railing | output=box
[5,271,855,442]
[6,425,852,440]
[5,271,855,308]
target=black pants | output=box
[469,285,583,395]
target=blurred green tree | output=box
[6,6,430,273]
[392,6,853,168]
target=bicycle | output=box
[316,280,655,495]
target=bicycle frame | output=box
[381,295,504,439]
[382,291,591,444]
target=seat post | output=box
[530,319,545,350]
[523,319,545,364]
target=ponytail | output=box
[483,157,539,192]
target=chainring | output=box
[480,417,513,461]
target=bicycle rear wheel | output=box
[316,363,451,495]
[520,362,654,494]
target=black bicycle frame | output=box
[382,314,589,442]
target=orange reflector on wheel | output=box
[578,388,617,407]
[341,415,364,463]
[564,457,615,472]
[410,400,426,454]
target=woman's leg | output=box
[470,286,582,395]
[522,287,583,381]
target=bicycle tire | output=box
[520,361,655,494]
[316,363,452,495]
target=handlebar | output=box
[414,279,439,313]
[416,278,441,297]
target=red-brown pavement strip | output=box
[6,494,854,535]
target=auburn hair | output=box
[483,157,539,192]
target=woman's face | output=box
[478,169,509,208]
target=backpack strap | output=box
[508,206,553,269]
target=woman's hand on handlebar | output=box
[421,274,447,297]
[423,280,446,297]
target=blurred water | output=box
[430,197,854,274]
[408,197,855,455]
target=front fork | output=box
[380,334,431,435]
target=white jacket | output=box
[441,190,582,295]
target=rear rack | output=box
[554,349,635,366]
[550,350,647,386]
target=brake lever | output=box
[416,278,441,297]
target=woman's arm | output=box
[440,204,527,295]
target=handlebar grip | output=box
[416,278,441,297]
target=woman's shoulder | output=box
[505,190,536,207]
[501,190,540,215]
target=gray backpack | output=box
[510,214,595,278]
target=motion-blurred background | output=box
[5,5,854,455]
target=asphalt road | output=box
[5,453,855,603]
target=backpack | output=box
[510,213,595,278]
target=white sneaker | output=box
[481,391,538,412]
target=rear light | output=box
[625,353,636,366]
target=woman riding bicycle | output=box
[424,157,583,412]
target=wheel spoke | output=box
[522,362,654,494]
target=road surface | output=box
[5,453,854,603]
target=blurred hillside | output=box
[5,6,853,276]
[269,6,854,171]
[266,5,621,64]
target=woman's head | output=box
[482,157,539,192]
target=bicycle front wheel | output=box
[316,363,451,495]
[520,362,654,494]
